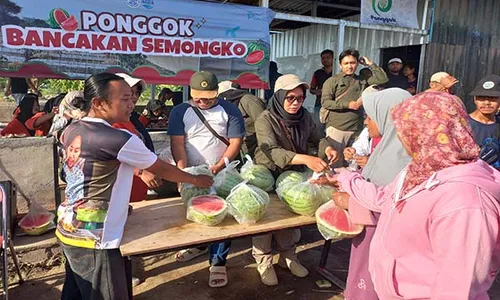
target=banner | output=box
[0,0,275,88]
[360,0,419,29]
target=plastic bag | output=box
[180,165,215,205]
[276,172,336,216]
[213,158,244,199]
[315,200,364,241]
[186,195,227,226]
[226,180,270,224]
[240,155,275,192]
[18,201,55,236]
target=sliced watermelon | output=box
[47,8,70,29]
[315,200,363,241]
[245,50,265,65]
[61,15,79,31]
[19,212,55,236]
[187,195,227,226]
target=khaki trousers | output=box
[252,229,299,273]
[325,126,356,168]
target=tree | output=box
[0,0,22,26]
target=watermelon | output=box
[316,200,364,241]
[226,182,270,224]
[245,42,269,66]
[240,157,275,191]
[187,195,227,226]
[214,160,244,199]
[277,179,336,216]
[19,212,55,236]
[275,171,304,188]
[180,165,214,205]
[61,15,79,31]
[47,8,70,29]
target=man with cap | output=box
[426,71,459,93]
[468,74,500,146]
[218,80,265,157]
[385,57,410,90]
[167,71,245,288]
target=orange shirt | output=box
[25,112,51,136]
[0,118,31,136]
[113,121,149,202]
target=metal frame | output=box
[0,185,24,299]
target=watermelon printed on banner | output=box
[226,181,270,224]
[245,42,269,66]
[186,195,228,226]
[315,200,364,241]
[47,8,70,29]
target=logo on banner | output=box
[126,0,141,8]
[142,0,155,9]
[372,0,392,16]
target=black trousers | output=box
[60,243,132,300]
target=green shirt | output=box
[321,64,388,131]
[238,93,266,156]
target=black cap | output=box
[470,74,500,97]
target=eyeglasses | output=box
[285,95,305,103]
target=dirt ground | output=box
[8,225,500,300]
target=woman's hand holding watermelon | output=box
[332,192,349,210]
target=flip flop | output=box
[209,266,228,288]
[175,247,208,262]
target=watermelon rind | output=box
[19,212,55,236]
[187,195,227,226]
[226,182,270,224]
[315,200,364,241]
[240,160,275,192]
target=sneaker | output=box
[278,257,309,278]
[257,265,278,286]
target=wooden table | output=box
[120,194,316,257]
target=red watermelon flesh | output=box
[191,196,226,215]
[53,9,69,26]
[19,213,53,227]
[316,200,363,240]
[245,50,265,65]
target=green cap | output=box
[189,71,219,99]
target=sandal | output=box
[209,266,228,288]
[175,247,208,262]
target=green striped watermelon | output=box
[316,200,364,241]
[275,171,304,189]
[240,158,275,191]
[214,161,244,199]
[277,180,336,216]
[226,182,270,224]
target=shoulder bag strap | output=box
[191,106,230,146]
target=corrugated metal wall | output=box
[271,23,424,66]
[424,0,500,109]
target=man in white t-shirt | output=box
[168,71,245,287]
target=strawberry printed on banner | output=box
[0,0,275,89]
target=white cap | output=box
[274,74,310,93]
[388,58,403,65]
[430,72,452,82]
[116,73,146,90]
[218,80,237,94]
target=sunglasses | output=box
[285,95,305,104]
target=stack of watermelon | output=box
[226,181,270,224]
[186,195,228,226]
[240,156,275,192]
[315,200,364,241]
[214,160,245,199]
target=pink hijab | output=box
[391,91,480,195]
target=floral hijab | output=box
[391,91,480,195]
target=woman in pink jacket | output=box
[331,92,500,299]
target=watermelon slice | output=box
[315,200,363,241]
[47,8,70,29]
[245,50,265,65]
[19,212,55,236]
[61,15,79,31]
[187,195,227,226]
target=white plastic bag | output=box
[226,180,270,224]
[277,172,336,216]
[180,165,215,205]
[240,155,275,192]
[213,158,244,199]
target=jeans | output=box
[60,243,132,300]
[209,241,231,266]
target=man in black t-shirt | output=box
[384,58,410,90]
[310,49,334,129]
[4,77,41,105]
